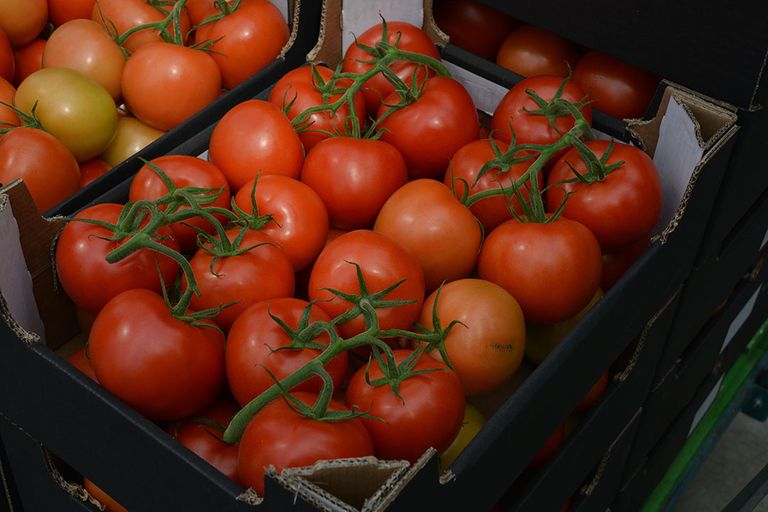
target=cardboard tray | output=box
[45,0,322,218]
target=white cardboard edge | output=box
[341,1,424,53]
[0,202,45,340]
[721,285,763,353]
[272,0,289,24]
[688,375,724,437]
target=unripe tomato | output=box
[99,116,165,167]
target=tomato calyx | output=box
[195,0,242,29]
[522,73,592,136]
[553,139,626,184]
[109,0,190,50]
[0,101,40,133]
[228,175,277,232]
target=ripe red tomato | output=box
[374,179,481,292]
[67,346,98,381]
[490,75,591,147]
[91,0,191,53]
[55,203,180,315]
[12,38,44,86]
[342,21,440,115]
[226,298,348,406]
[83,479,127,512]
[128,155,231,253]
[478,217,602,324]
[377,76,479,180]
[89,288,225,421]
[308,230,425,338]
[0,77,18,128]
[0,28,13,82]
[346,350,465,462]
[496,25,580,78]
[185,0,235,26]
[48,0,96,26]
[169,399,241,484]
[122,42,221,131]
[194,0,289,90]
[601,237,650,291]
[209,100,304,190]
[433,0,518,61]
[547,140,662,250]
[301,137,408,230]
[575,372,610,413]
[0,127,79,212]
[238,391,374,495]
[0,0,47,48]
[78,159,112,189]
[420,279,525,396]
[268,65,366,151]
[573,51,660,119]
[528,423,566,468]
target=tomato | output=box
[346,350,465,462]
[0,28,13,82]
[226,298,348,406]
[169,399,241,484]
[374,179,481,292]
[83,479,127,512]
[478,217,602,324]
[433,0,518,61]
[67,346,97,381]
[573,51,660,120]
[496,25,580,78]
[601,237,650,291]
[209,100,304,190]
[377,76,479,180]
[55,203,180,314]
[89,288,225,421]
[238,391,373,495]
[185,0,235,26]
[78,159,112,189]
[308,230,425,338]
[547,140,662,250]
[122,42,221,131]
[420,279,525,395]
[186,228,295,331]
[444,138,536,231]
[490,75,591,147]
[301,137,408,230]
[194,0,288,90]
[15,67,118,162]
[0,0,47,48]
[342,21,440,115]
[234,175,328,271]
[528,423,566,468]
[525,289,603,365]
[12,38,44,86]
[129,155,231,253]
[91,0,191,53]
[575,372,610,413]
[0,127,79,212]
[43,19,125,101]
[440,402,485,470]
[0,77,18,128]
[48,0,96,26]
[268,65,366,151]
[98,116,165,167]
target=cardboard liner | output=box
[279,0,303,60]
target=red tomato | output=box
[268,65,366,151]
[234,175,329,272]
[226,298,348,406]
[12,38,44,86]
[490,75,591,147]
[91,0,191,53]
[186,228,295,331]
[194,0,289,90]
[308,230,425,338]
[48,0,96,26]
[478,217,602,324]
[55,203,180,315]
[78,159,112,189]
[546,140,662,250]
[0,28,13,82]
[528,423,566,468]
[346,350,465,462]
[209,100,304,190]
[238,391,374,495]
[575,372,610,412]
[0,0,47,48]
[83,479,127,512]
[342,21,440,115]
[67,346,98,381]
[573,51,660,119]
[0,127,79,213]
[444,138,535,231]
[374,179,481,292]
[601,237,650,291]
[0,77,18,128]
[377,76,479,180]
[496,25,580,78]
[169,399,241,484]
[89,288,225,421]
[185,0,235,26]
[128,155,231,253]
[301,137,408,230]
[420,279,525,395]
[434,0,518,61]
[122,42,221,131]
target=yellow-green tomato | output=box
[99,116,164,167]
[15,67,118,162]
[440,402,485,470]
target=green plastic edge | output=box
[640,319,768,512]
